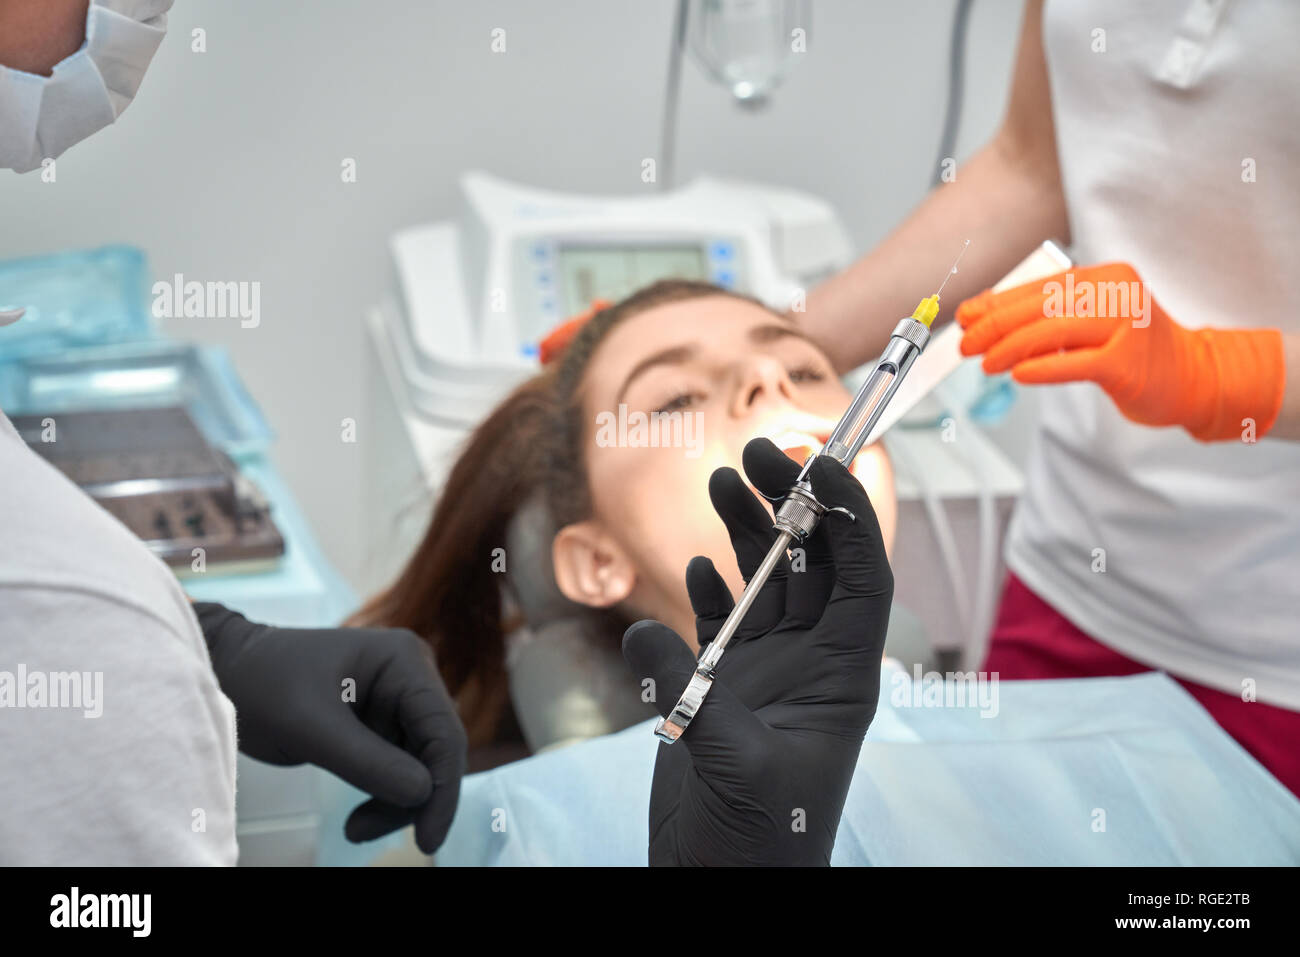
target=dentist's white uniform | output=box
[0,411,238,864]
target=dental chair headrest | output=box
[502,493,655,751]
[503,492,585,630]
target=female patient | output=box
[354,280,897,750]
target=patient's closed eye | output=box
[787,364,827,385]
[655,363,823,414]
[654,390,706,414]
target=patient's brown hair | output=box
[351,280,767,746]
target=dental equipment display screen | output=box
[557,245,706,311]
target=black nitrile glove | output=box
[192,604,467,854]
[623,438,893,866]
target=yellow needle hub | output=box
[911,294,940,328]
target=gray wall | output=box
[0,0,1024,595]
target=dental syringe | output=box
[654,241,970,744]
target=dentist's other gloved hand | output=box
[623,438,893,866]
[192,603,466,853]
[956,262,1286,441]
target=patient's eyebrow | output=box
[748,323,818,348]
[616,344,697,405]
[615,324,820,404]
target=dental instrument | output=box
[654,242,970,744]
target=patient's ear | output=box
[552,521,636,609]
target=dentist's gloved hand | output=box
[956,262,1286,442]
[623,438,893,866]
[192,603,467,853]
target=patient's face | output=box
[560,295,895,645]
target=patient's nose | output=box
[732,355,795,419]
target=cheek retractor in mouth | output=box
[780,437,860,476]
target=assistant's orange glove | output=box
[955,262,1286,442]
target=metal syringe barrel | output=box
[773,315,932,542]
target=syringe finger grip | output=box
[773,485,825,541]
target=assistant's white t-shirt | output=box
[0,410,238,864]
[1006,1,1300,708]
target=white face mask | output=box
[0,0,173,173]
